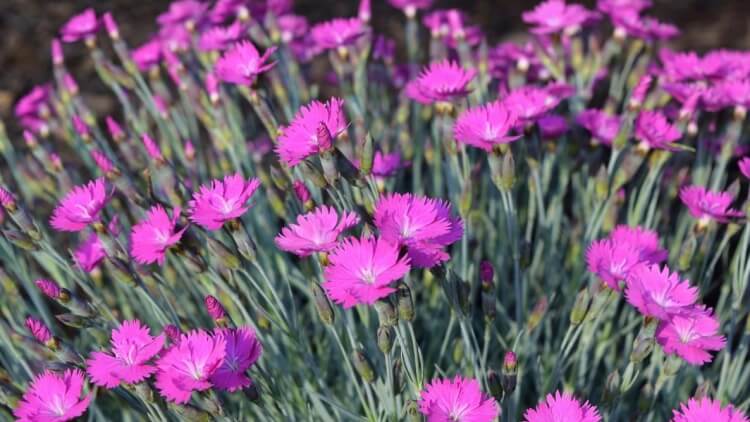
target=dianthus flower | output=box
[35,279,64,300]
[188,173,261,230]
[87,320,165,388]
[275,206,360,256]
[323,236,411,308]
[60,8,99,43]
[132,39,163,71]
[679,185,743,225]
[155,330,226,404]
[609,225,668,263]
[538,114,569,139]
[388,0,434,16]
[739,157,750,179]
[586,240,644,291]
[199,22,245,52]
[611,10,679,41]
[14,369,92,421]
[597,0,652,15]
[634,110,683,151]
[656,306,726,366]
[25,317,53,345]
[311,18,367,51]
[524,391,601,422]
[157,0,207,27]
[210,327,263,392]
[671,397,748,422]
[406,60,476,104]
[454,101,520,151]
[625,264,698,320]
[50,178,109,232]
[277,98,348,166]
[374,193,463,268]
[130,205,187,265]
[209,0,249,23]
[522,0,599,35]
[215,40,277,85]
[418,375,499,422]
[74,234,107,273]
[141,134,164,162]
[360,151,408,178]
[504,86,564,123]
[422,9,483,48]
[576,109,621,146]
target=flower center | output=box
[359,267,377,284]
[185,359,205,380]
[49,395,67,416]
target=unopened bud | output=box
[487,370,502,399]
[164,324,182,343]
[207,237,241,270]
[500,151,515,190]
[359,134,374,176]
[526,296,548,332]
[374,299,398,327]
[570,288,590,325]
[678,233,697,271]
[103,12,120,40]
[35,279,70,302]
[479,261,494,284]
[204,295,229,326]
[25,317,55,348]
[311,282,334,324]
[352,350,376,383]
[244,384,260,402]
[377,326,395,354]
[396,284,415,321]
[501,351,518,395]
[604,370,620,402]
[694,380,713,400]
[404,400,421,421]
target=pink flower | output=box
[103,12,119,39]
[155,330,226,404]
[423,9,483,48]
[50,178,109,232]
[576,109,621,146]
[672,397,748,422]
[609,225,668,263]
[25,317,53,345]
[625,264,698,319]
[188,173,262,230]
[368,152,408,178]
[388,0,434,15]
[374,193,463,268]
[157,0,208,27]
[275,206,360,256]
[199,22,245,52]
[454,101,520,151]
[277,98,348,166]
[739,157,750,179]
[634,110,682,151]
[15,85,50,120]
[524,390,601,422]
[91,150,115,175]
[586,239,644,291]
[597,0,652,15]
[130,205,187,265]
[14,369,92,421]
[656,306,726,366]
[504,86,563,123]
[105,116,125,140]
[60,8,99,43]
[210,327,263,392]
[215,40,277,85]
[323,236,411,308]
[679,185,743,225]
[142,134,164,162]
[538,114,569,139]
[35,279,63,300]
[132,39,163,71]
[418,375,499,422]
[611,10,679,41]
[406,60,476,104]
[311,18,367,51]
[87,320,165,388]
[522,0,599,35]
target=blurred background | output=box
[1,0,749,129]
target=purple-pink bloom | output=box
[215,40,277,85]
[388,0,434,16]
[199,22,245,52]
[522,0,599,35]
[679,185,744,225]
[576,109,621,146]
[132,39,163,71]
[656,307,726,366]
[105,116,125,140]
[738,157,750,180]
[671,397,748,422]
[0,186,15,210]
[597,0,652,15]
[454,101,520,151]
[609,225,669,263]
[91,150,115,175]
[406,60,476,104]
[275,206,360,256]
[504,86,563,123]
[311,18,367,51]
[418,375,500,422]
[155,330,226,404]
[141,134,164,162]
[60,8,99,43]
[188,173,262,230]
[323,236,411,308]
[538,114,569,139]
[374,193,463,268]
[524,390,601,422]
[367,152,408,178]
[277,98,348,166]
[86,320,165,388]
[25,317,53,345]
[50,178,109,232]
[611,10,679,41]
[625,264,698,319]
[15,85,50,120]
[130,205,187,265]
[210,327,262,392]
[103,12,119,39]
[586,239,644,291]
[157,0,208,27]
[75,233,107,273]
[634,110,683,151]
[14,369,92,421]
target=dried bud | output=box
[694,380,713,400]
[603,370,620,402]
[35,279,70,302]
[204,295,229,326]
[352,350,376,383]
[377,326,395,354]
[501,351,518,395]
[374,299,398,327]
[311,282,334,325]
[396,284,415,321]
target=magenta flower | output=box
[91,150,115,175]
[538,114,569,139]
[14,369,92,421]
[576,109,621,146]
[87,320,165,388]
[679,185,744,225]
[50,178,109,232]
[522,0,599,35]
[292,180,312,204]
[374,193,463,268]
[132,39,163,71]
[406,60,476,104]
[105,116,125,140]
[275,206,360,256]
[157,0,208,27]
[155,330,226,404]
[188,173,262,230]
[15,85,50,121]
[130,205,187,265]
[210,327,263,392]
[25,317,53,345]
[418,375,499,422]
[611,10,679,41]
[215,41,277,86]
[634,110,683,151]
[524,390,601,422]
[60,8,99,43]
[323,236,411,308]
[362,152,408,178]
[74,234,105,272]
[656,307,726,366]
[454,101,520,151]
[609,225,669,263]
[504,86,563,123]
[311,18,367,51]
[739,157,750,179]
[597,0,652,15]
[277,98,348,166]
[586,240,644,291]
[141,134,164,162]
[388,0,434,16]
[199,22,245,52]
[672,397,748,422]
[625,264,698,319]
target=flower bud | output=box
[603,369,620,402]
[184,140,196,162]
[377,326,395,354]
[244,383,260,402]
[678,232,697,271]
[25,317,57,349]
[3,229,39,251]
[500,150,516,190]
[103,12,119,39]
[526,296,548,332]
[479,261,494,284]
[352,350,376,383]
[163,324,182,343]
[694,380,713,400]
[570,288,590,325]
[487,370,502,400]
[205,295,229,326]
[404,400,421,422]
[206,237,241,270]
[51,38,64,66]
[359,133,374,176]
[358,0,371,23]
[501,351,518,395]
[35,279,70,302]
[311,282,334,324]
[0,187,16,212]
[396,283,415,321]
[106,116,125,141]
[374,298,398,327]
